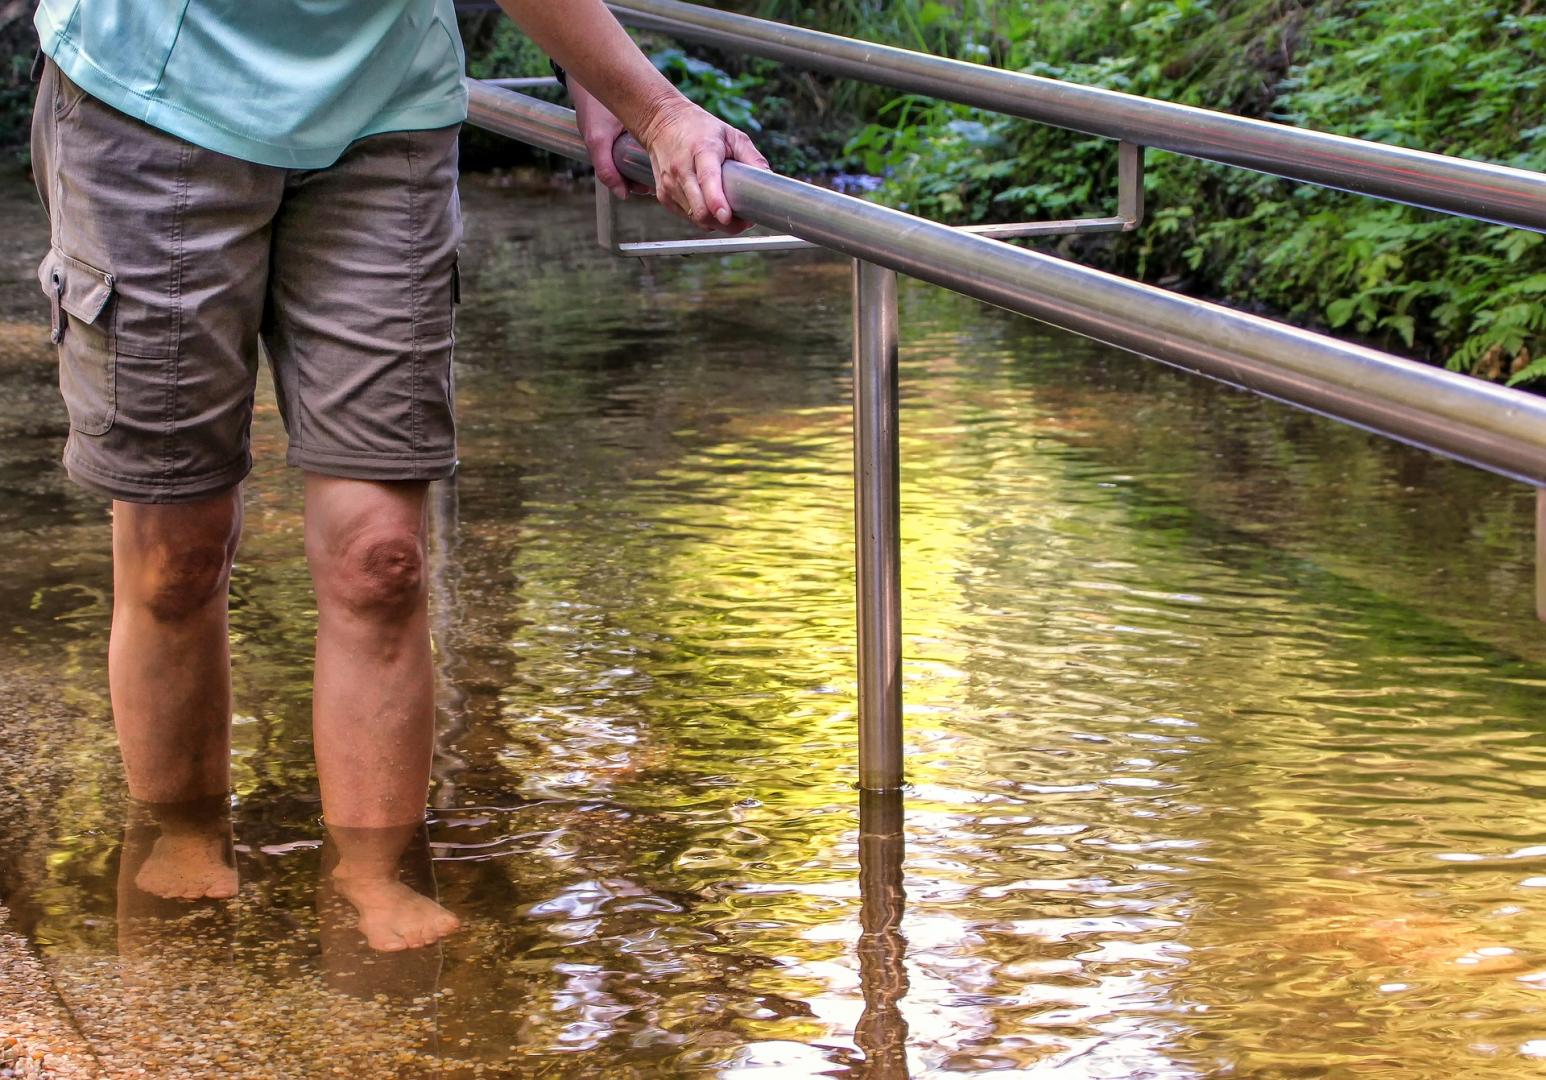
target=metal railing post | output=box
[853,260,903,791]
[1118,141,1144,228]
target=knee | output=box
[115,494,242,623]
[323,530,427,619]
[136,541,236,622]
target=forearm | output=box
[494,0,682,136]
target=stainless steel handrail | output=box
[466,78,1546,790]
[467,82,1546,488]
[604,0,1546,233]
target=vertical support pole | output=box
[1118,141,1145,229]
[856,789,909,1076]
[595,176,619,253]
[1537,488,1545,623]
[852,260,903,792]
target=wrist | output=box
[633,89,696,150]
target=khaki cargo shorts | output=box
[31,59,462,503]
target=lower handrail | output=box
[466,80,1546,489]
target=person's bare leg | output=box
[304,474,458,951]
[110,490,243,901]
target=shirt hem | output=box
[37,20,469,169]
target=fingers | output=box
[716,130,763,233]
[728,129,771,171]
[694,145,733,227]
[572,83,631,201]
[675,167,712,230]
[640,109,769,233]
[648,141,713,230]
[588,133,629,201]
[693,133,759,234]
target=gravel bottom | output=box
[5,868,462,1078]
[48,949,445,1078]
[0,682,455,1078]
[0,905,98,1079]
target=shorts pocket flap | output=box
[38,248,115,325]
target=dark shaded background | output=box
[0,2,38,158]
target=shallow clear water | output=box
[2,170,1545,1077]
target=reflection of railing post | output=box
[429,473,469,808]
[852,260,903,792]
[857,790,909,1077]
[1538,489,1545,623]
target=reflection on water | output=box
[1,169,1545,1076]
[857,792,909,1078]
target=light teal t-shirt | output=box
[35,0,469,169]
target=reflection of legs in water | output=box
[113,811,238,1074]
[317,825,445,1065]
[117,796,238,960]
[305,475,459,950]
[318,828,448,1007]
[110,490,244,900]
[856,790,910,1079]
[127,795,238,901]
[321,822,459,952]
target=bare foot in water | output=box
[331,873,461,952]
[134,831,239,900]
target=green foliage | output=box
[650,48,767,131]
[460,17,550,81]
[784,0,1545,378]
[459,20,773,133]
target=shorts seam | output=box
[47,63,61,243]
[53,59,86,123]
[407,138,423,455]
[163,137,190,482]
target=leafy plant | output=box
[651,47,767,131]
[745,0,1545,381]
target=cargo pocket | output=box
[39,247,117,435]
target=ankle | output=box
[127,793,231,834]
[330,866,403,895]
